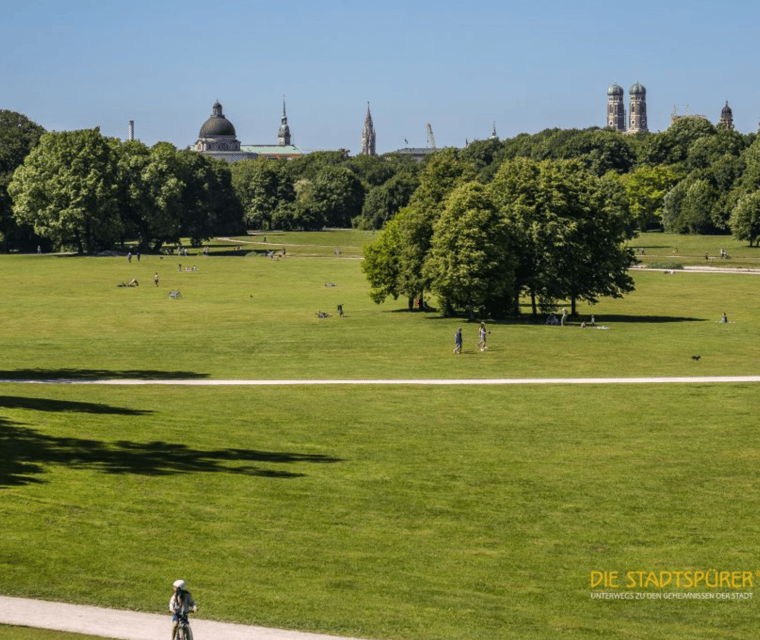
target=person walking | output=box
[454,328,463,354]
[169,579,198,640]
[561,308,568,326]
[154,272,160,286]
[477,322,489,351]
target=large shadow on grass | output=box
[0,419,341,487]
[0,395,151,415]
[0,368,209,381]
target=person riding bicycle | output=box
[169,579,198,640]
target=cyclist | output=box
[169,579,198,640]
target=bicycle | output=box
[174,611,194,640]
[168,289,182,300]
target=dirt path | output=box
[0,595,365,640]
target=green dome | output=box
[607,83,624,96]
[630,82,646,96]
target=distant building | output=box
[391,147,436,162]
[670,105,709,125]
[628,82,648,133]
[605,82,648,133]
[361,103,376,155]
[606,83,626,132]
[718,101,734,130]
[194,99,303,162]
[278,98,291,146]
[241,98,304,159]
[194,101,257,162]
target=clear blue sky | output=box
[6,0,760,155]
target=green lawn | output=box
[630,230,760,268]
[1,232,760,640]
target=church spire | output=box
[278,96,291,146]
[361,102,376,155]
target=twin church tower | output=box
[607,83,648,133]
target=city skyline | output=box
[6,0,760,155]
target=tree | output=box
[396,149,477,307]
[639,118,716,167]
[621,164,682,230]
[356,171,419,230]
[662,177,718,234]
[309,165,365,228]
[423,183,518,318]
[730,192,760,246]
[9,128,122,253]
[0,110,46,250]
[230,159,294,230]
[362,216,403,303]
[177,151,244,244]
[490,158,635,315]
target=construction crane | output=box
[426,123,436,149]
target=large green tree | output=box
[490,158,635,315]
[423,183,518,318]
[362,216,403,303]
[0,110,46,250]
[230,159,294,230]
[621,164,682,230]
[356,171,419,230]
[730,191,760,247]
[9,128,122,253]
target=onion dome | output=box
[630,82,646,96]
[722,101,733,116]
[199,101,236,138]
[607,83,624,96]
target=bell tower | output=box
[278,97,291,146]
[628,82,648,133]
[607,84,626,132]
[719,101,734,131]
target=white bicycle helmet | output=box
[173,579,186,590]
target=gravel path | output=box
[0,595,365,640]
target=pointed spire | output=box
[278,95,291,146]
[361,102,376,155]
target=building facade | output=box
[194,100,303,162]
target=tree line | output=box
[5,109,760,255]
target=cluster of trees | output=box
[7,125,242,253]
[362,150,636,319]
[228,151,421,231]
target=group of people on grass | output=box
[454,322,490,354]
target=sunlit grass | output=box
[2,231,760,640]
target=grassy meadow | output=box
[1,230,760,640]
